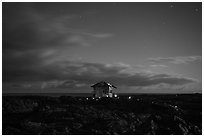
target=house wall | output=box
[109,86,113,93]
[108,86,113,97]
[93,86,110,97]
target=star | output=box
[170,4,175,8]
[194,8,199,12]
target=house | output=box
[91,81,117,98]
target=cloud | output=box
[150,64,167,68]
[80,32,113,38]
[148,56,201,64]
[3,3,113,52]
[67,35,91,47]
[3,57,197,90]
[2,3,199,92]
[2,3,114,84]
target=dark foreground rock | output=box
[2,94,202,135]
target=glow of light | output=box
[114,94,117,97]
[86,98,89,100]
[128,96,131,99]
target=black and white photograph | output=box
[2,2,202,135]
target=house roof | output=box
[91,81,117,88]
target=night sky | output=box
[2,2,202,93]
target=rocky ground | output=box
[2,94,202,135]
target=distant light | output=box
[106,95,109,97]
[128,96,131,99]
[96,99,98,101]
[86,98,89,100]
[137,99,140,101]
[99,97,101,99]
[92,97,95,100]
[114,94,117,97]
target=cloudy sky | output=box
[3,2,202,93]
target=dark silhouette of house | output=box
[91,81,117,98]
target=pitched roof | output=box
[91,81,117,88]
